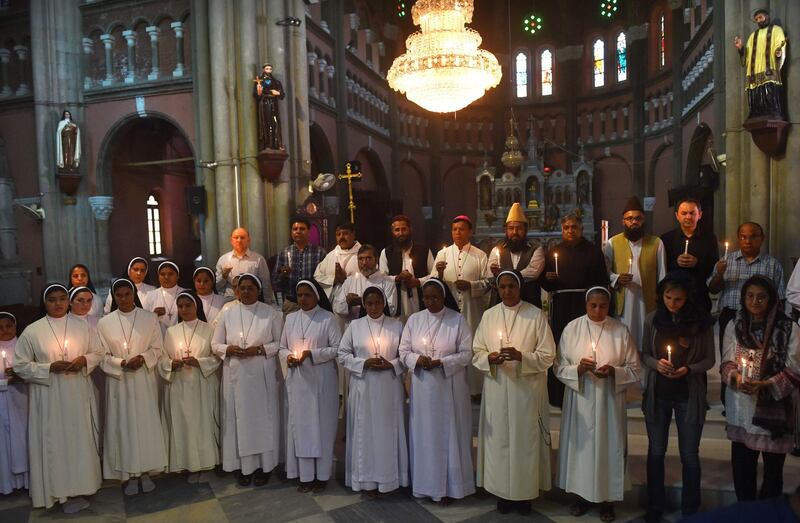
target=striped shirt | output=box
[272,243,327,299]
[707,250,785,310]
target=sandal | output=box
[569,500,592,517]
[599,502,616,522]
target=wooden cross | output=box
[337,162,362,223]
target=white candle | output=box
[63,339,69,361]
[740,357,748,383]
[422,337,429,357]
[554,252,559,276]
[684,240,689,255]
[723,241,729,258]
[491,247,499,263]
[628,257,633,274]
[239,331,244,347]
[1,350,6,373]
[667,345,672,364]
[591,341,597,362]
[123,341,128,352]
[287,249,292,269]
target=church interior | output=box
[1,0,799,522]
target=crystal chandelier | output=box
[387,0,502,113]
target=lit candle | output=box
[628,257,633,274]
[123,341,128,352]
[1,350,6,373]
[723,241,729,258]
[740,357,748,383]
[422,337,429,357]
[239,331,244,348]
[667,345,672,364]
[63,339,69,361]
[491,247,499,263]
[498,330,504,348]
[591,340,597,362]
[554,252,559,276]
[684,240,689,255]
[287,249,293,269]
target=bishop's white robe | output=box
[431,243,491,395]
[159,320,220,473]
[104,282,155,314]
[338,315,408,492]
[399,308,475,500]
[98,308,167,480]
[473,302,555,501]
[212,301,283,475]
[0,338,28,494]
[198,293,226,327]
[555,315,640,503]
[313,242,362,304]
[142,285,187,334]
[14,315,103,508]
[279,306,341,482]
[333,271,398,323]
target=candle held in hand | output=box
[724,241,729,258]
[684,240,689,255]
[667,345,672,364]
[554,252,559,276]
[628,257,633,274]
[740,357,748,383]
[591,341,597,362]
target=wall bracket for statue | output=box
[743,117,789,157]
[256,148,289,182]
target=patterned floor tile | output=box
[306,479,363,512]
[218,483,323,523]
[126,498,228,523]
[122,474,215,517]
[327,492,442,523]
[0,503,30,523]
[415,489,496,523]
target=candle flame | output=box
[497,330,503,339]
[1,350,5,358]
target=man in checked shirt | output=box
[273,217,327,313]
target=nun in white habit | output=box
[105,257,155,313]
[0,312,28,495]
[192,267,226,327]
[142,261,187,334]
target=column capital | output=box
[100,34,115,47]
[146,26,160,39]
[12,45,28,60]
[170,21,184,38]
[307,51,317,66]
[82,37,94,53]
[88,196,114,221]
[317,58,327,72]
[326,64,335,78]
[0,48,11,63]
[122,30,136,44]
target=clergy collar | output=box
[300,305,320,315]
[197,292,214,300]
[427,307,446,318]
[366,314,385,323]
[118,307,138,316]
[46,314,68,322]
[238,300,258,309]
[181,318,199,327]
[69,311,89,322]
[160,286,180,295]
[587,315,607,326]
[501,301,523,310]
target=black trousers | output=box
[718,307,737,406]
[731,441,786,502]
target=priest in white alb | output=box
[212,273,283,487]
[314,222,362,308]
[333,244,397,323]
[98,278,167,496]
[433,215,492,396]
[159,292,220,482]
[14,285,103,513]
[280,279,342,492]
[473,270,555,516]
[556,286,640,521]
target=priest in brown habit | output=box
[488,203,545,307]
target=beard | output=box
[506,236,527,253]
[758,19,769,28]
[624,226,644,242]
[393,236,411,249]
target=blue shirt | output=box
[707,250,785,310]
[272,244,327,299]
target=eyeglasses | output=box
[623,216,644,223]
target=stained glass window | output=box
[593,39,605,88]
[515,52,528,98]
[616,32,627,82]
[659,14,666,68]
[541,49,553,96]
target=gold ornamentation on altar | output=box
[387,0,502,113]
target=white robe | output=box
[0,338,28,494]
[198,293,226,327]
[603,238,666,349]
[431,243,491,395]
[473,301,555,501]
[399,308,475,500]
[104,282,155,314]
[86,291,104,318]
[98,308,167,480]
[379,247,435,323]
[70,312,105,451]
[159,320,220,473]
[555,315,640,502]
[279,306,341,482]
[14,315,103,508]
[313,242,362,303]
[333,271,398,323]
[338,315,408,492]
[142,285,187,334]
[212,301,283,475]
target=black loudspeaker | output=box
[185,186,207,215]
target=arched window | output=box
[146,194,162,256]
[659,14,666,68]
[515,52,528,98]
[616,32,627,82]
[540,49,553,96]
[592,38,605,87]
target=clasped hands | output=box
[50,355,88,374]
[365,355,394,371]
[488,347,522,365]
[226,345,265,359]
[286,350,312,368]
[577,358,614,378]
[171,356,200,371]
[416,355,442,371]
[656,359,689,379]
[395,270,420,288]
[732,372,768,396]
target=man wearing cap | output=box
[603,197,666,348]
[734,8,787,119]
[379,215,434,323]
[488,203,544,307]
[215,227,276,305]
[432,215,492,397]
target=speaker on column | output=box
[185,186,207,215]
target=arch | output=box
[539,47,553,96]
[647,141,674,234]
[309,121,335,177]
[399,159,429,244]
[513,48,529,98]
[593,155,632,232]
[684,123,713,187]
[351,146,392,247]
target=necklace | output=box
[161,288,176,321]
[117,309,137,355]
[238,302,257,347]
[424,310,446,359]
[366,315,386,357]
[297,307,319,354]
[46,315,69,361]
[585,317,606,360]
[181,320,199,358]
[501,304,520,345]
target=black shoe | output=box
[253,469,270,486]
[516,501,532,515]
[312,480,327,493]
[237,472,252,486]
[497,499,512,514]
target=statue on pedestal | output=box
[253,63,286,150]
[734,8,787,119]
[56,110,80,173]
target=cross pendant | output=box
[167,313,173,321]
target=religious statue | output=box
[479,175,492,209]
[525,176,540,208]
[576,172,590,207]
[56,110,80,173]
[253,63,285,150]
[734,8,788,119]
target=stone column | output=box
[0,177,17,262]
[122,30,136,84]
[13,45,29,96]
[316,58,327,102]
[88,196,113,285]
[99,33,115,86]
[171,21,185,77]
[81,37,93,89]
[307,52,317,98]
[146,26,160,80]
[326,64,335,106]
[0,49,11,97]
